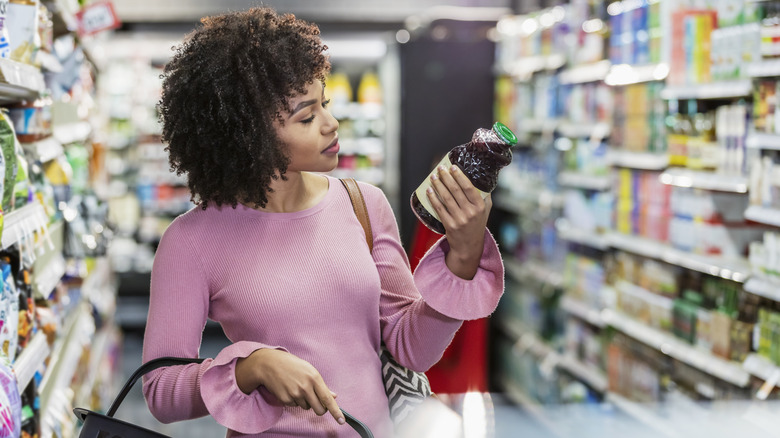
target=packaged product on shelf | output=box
[324,71,352,109]
[0,262,18,361]
[15,269,32,351]
[12,146,31,209]
[5,0,39,65]
[19,380,39,438]
[7,98,51,143]
[0,0,10,59]
[411,122,517,234]
[0,357,21,437]
[357,71,381,106]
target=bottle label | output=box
[415,155,489,221]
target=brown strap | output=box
[340,178,373,253]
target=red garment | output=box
[409,222,489,393]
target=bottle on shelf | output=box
[411,122,518,234]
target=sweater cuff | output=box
[414,228,505,320]
[201,341,285,434]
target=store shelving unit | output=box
[2,201,49,250]
[558,171,612,191]
[745,205,780,227]
[602,308,750,388]
[746,132,780,151]
[559,296,607,329]
[492,0,780,422]
[607,150,670,170]
[743,277,780,302]
[555,220,610,251]
[658,168,749,193]
[659,80,753,100]
[558,60,611,85]
[0,58,45,104]
[505,256,564,290]
[13,332,51,390]
[607,232,751,283]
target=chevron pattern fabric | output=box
[380,346,432,425]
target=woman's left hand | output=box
[426,164,491,280]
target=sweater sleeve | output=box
[364,185,505,373]
[142,218,284,434]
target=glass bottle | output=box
[411,122,517,234]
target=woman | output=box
[142,6,504,437]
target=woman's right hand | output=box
[235,349,345,425]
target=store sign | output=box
[75,1,121,37]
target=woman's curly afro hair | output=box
[159,7,331,209]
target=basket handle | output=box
[108,357,373,438]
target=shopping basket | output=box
[73,357,374,438]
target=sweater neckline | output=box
[226,174,338,220]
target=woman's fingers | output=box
[427,178,454,226]
[449,165,484,205]
[314,382,345,424]
[434,165,469,208]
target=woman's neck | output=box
[251,172,329,213]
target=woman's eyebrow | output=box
[290,99,318,117]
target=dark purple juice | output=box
[411,122,517,234]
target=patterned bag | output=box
[340,178,433,425]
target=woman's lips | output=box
[323,141,340,154]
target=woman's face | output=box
[275,80,340,173]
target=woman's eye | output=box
[322,99,331,108]
[301,115,315,124]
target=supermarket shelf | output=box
[32,220,65,299]
[39,302,94,419]
[602,309,751,387]
[493,189,564,213]
[658,168,749,193]
[559,60,611,85]
[607,232,751,283]
[500,316,556,360]
[0,58,44,104]
[746,133,780,150]
[75,323,114,409]
[747,59,780,78]
[558,171,611,191]
[500,316,608,394]
[557,121,611,140]
[560,296,606,328]
[607,232,666,260]
[504,53,566,81]
[21,136,65,163]
[605,393,681,438]
[607,150,669,170]
[329,102,383,120]
[2,201,48,250]
[53,121,92,145]
[519,118,559,134]
[558,354,608,393]
[660,80,752,100]
[13,332,50,390]
[556,220,610,251]
[743,353,780,383]
[743,354,780,399]
[605,63,670,86]
[743,277,780,302]
[745,205,780,227]
[505,257,565,289]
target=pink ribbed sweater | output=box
[141,176,505,437]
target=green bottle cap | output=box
[493,121,518,146]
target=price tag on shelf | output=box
[75,1,121,37]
